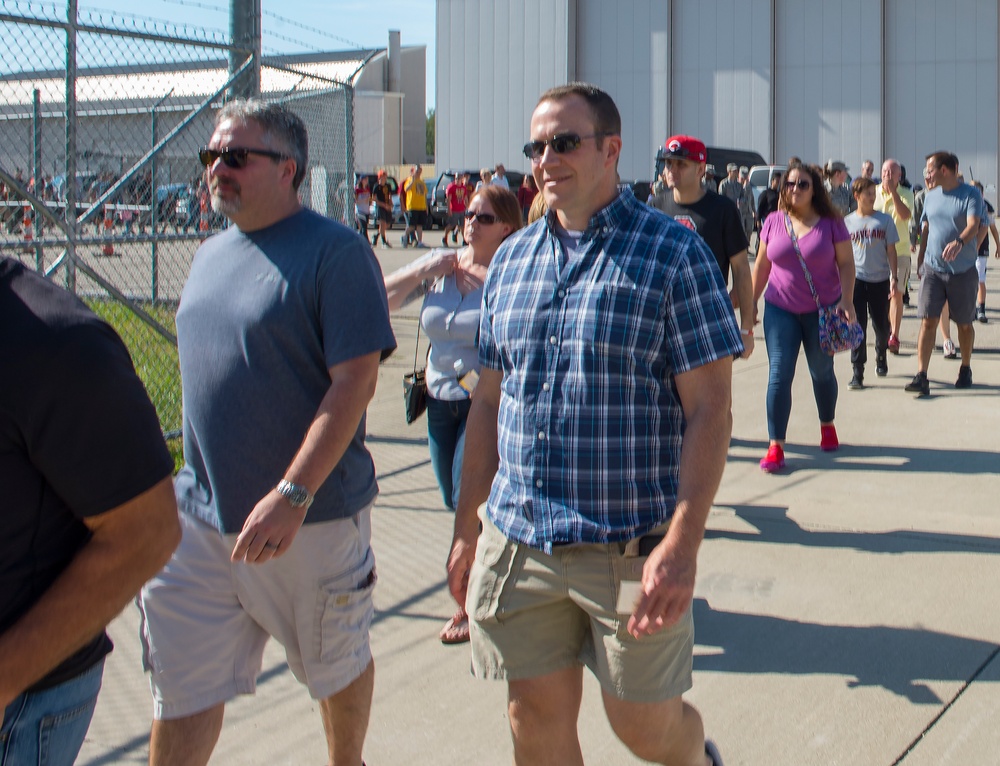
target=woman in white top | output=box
[384,185,523,643]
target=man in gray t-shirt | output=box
[907,151,982,395]
[139,100,395,766]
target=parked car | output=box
[427,168,526,229]
[747,165,787,208]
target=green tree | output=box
[426,108,435,160]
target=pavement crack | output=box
[890,643,1000,765]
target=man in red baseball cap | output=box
[663,135,707,163]
[651,135,754,359]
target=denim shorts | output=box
[1,658,104,766]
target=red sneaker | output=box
[820,424,839,451]
[887,334,900,355]
[760,443,785,473]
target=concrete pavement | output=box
[77,240,1000,765]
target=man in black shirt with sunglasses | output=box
[650,135,755,358]
[140,100,395,766]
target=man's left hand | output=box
[231,490,308,564]
[942,239,963,262]
[627,539,697,638]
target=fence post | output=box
[149,91,173,303]
[64,0,78,293]
[344,83,355,227]
[32,88,44,272]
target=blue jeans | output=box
[763,301,838,441]
[1,658,104,766]
[426,395,472,511]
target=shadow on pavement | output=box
[730,438,1000,475]
[707,503,1000,555]
[692,598,1000,704]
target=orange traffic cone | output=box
[198,194,209,234]
[21,203,33,253]
[102,205,114,256]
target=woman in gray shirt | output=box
[385,185,522,643]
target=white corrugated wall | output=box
[436,0,574,175]
[436,0,999,195]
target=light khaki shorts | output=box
[467,507,693,703]
[138,507,376,719]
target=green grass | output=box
[86,298,184,471]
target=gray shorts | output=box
[918,266,978,324]
[138,507,376,719]
[467,507,693,703]
[446,212,464,228]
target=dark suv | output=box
[653,146,766,183]
[427,169,525,229]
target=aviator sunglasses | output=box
[198,146,288,169]
[522,132,605,160]
[784,179,812,191]
[464,210,499,225]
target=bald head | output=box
[881,159,901,183]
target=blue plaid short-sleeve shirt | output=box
[479,187,743,552]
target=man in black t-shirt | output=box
[0,257,179,763]
[757,173,781,229]
[650,134,755,358]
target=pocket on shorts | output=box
[315,548,377,665]
[469,519,521,624]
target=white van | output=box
[747,165,787,208]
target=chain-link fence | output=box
[0,0,354,458]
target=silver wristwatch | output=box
[275,479,314,509]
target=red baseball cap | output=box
[664,135,707,163]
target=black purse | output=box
[402,320,428,424]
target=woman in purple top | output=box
[751,162,856,472]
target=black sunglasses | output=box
[464,211,499,225]
[198,146,288,169]
[522,133,604,160]
[784,179,812,190]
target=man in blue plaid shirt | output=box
[446,84,742,766]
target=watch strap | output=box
[275,479,314,509]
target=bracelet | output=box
[740,329,752,336]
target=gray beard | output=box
[211,192,241,218]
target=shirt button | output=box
[538,431,545,440]
[549,335,558,345]
[542,382,551,391]
[535,479,544,488]
[558,289,566,298]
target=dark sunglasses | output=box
[522,132,604,160]
[198,146,288,169]
[464,210,499,225]
[784,179,812,190]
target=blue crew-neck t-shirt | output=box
[174,208,396,533]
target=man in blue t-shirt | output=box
[906,151,982,395]
[139,100,396,766]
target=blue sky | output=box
[75,0,437,107]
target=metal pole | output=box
[149,89,172,303]
[32,88,43,271]
[344,84,354,227]
[150,106,158,302]
[65,0,77,292]
[229,0,261,98]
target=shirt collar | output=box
[544,185,638,237]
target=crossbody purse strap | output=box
[783,212,823,311]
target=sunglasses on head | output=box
[464,210,499,225]
[784,179,811,190]
[522,132,604,160]
[198,146,288,169]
